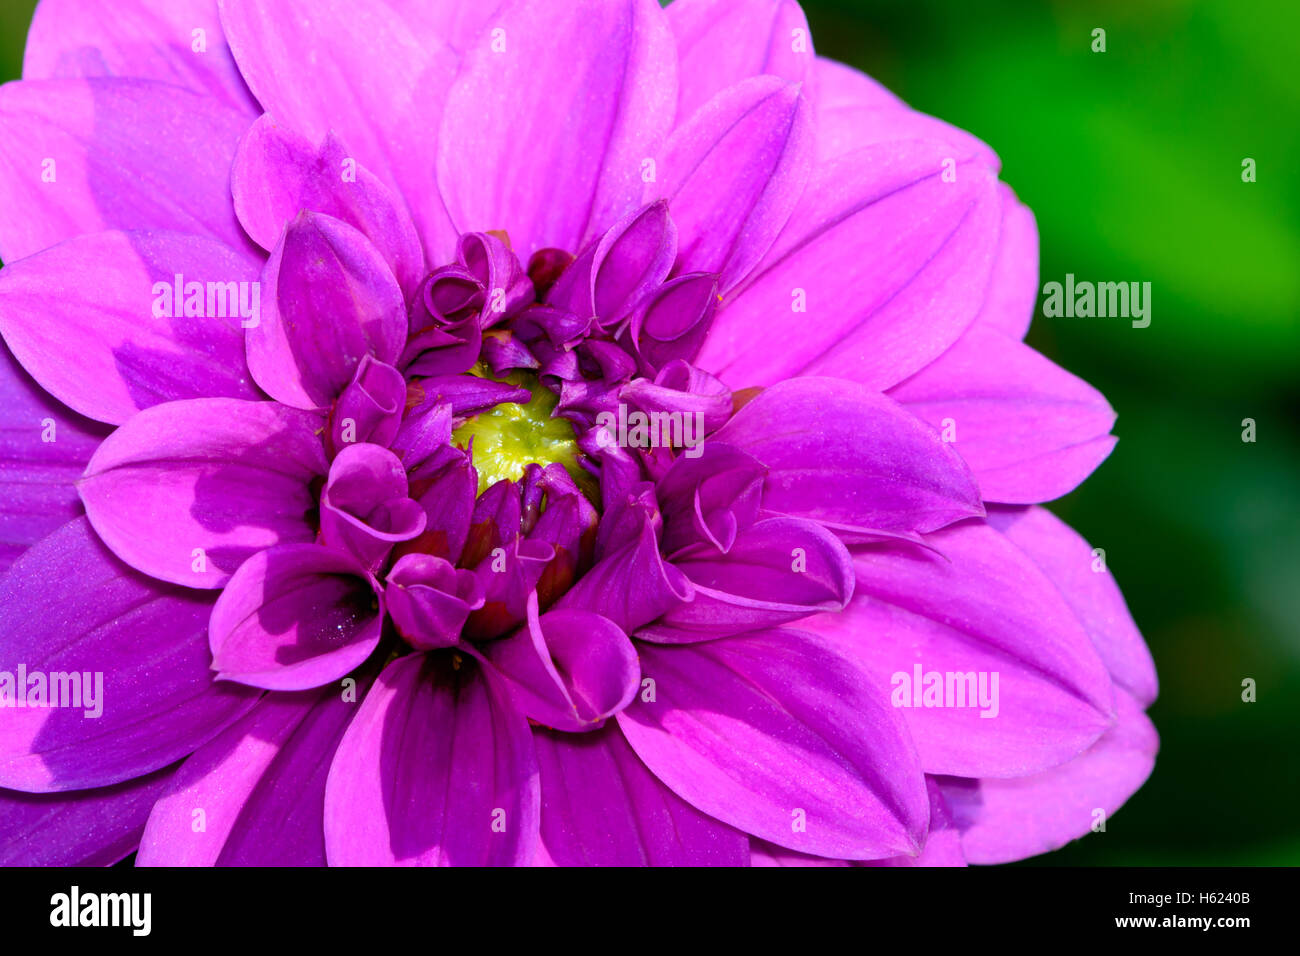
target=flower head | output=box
[0,0,1155,867]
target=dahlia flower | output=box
[0,0,1157,867]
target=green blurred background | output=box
[1,0,1296,864]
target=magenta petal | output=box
[0,78,255,262]
[973,184,1038,340]
[750,839,850,867]
[0,518,258,792]
[248,211,406,410]
[862,778,966,867]
[938,690,1158,863]
[805,521,1116,778]
[484,594,639,732]
[0,230,262,424]
[0,767,174,866]
[79,398,328,587]
[385,553,483,650]
[619,628,928,859]
[23,0,258,114]
[437,0,677,257]
[138,679,372,866]
[559,518,694,635]
[209,544,384,691]
[710,377,984,537]
[324,652,540,866]
[698,140,1001,389]
[319,443,425,571]
[642,516,854,642]
[232,114,426,298]
[668,0,814,122]
[219,0,460,262]
[987,505,1158,706]
[889,326,1117,504]
[0,346,108,571]
[535,724,748,865]
[649,76,812,293]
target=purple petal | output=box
[400,451,477,563]
[862,778,966,866]
[0,518,258,791]
[0,767,173,866]
[618,628,929,859]
[138,678,373,866]
[330,356,407,451]
[79,398,328,587]
[559,518,693,635]
[247,211,406,410]
[709,377,984,537]
[0,346,108,571]
[750,839,849,867]
[323,652,540,866]
[0,230,262,424]
[319,443,425,571]
[219,0,460,262]
[987,505,1158,706]
[23,0,258,114]
[385,553,484,650]
[889,326,1117,504]
[535,724,748,865]
[812,58,997,167]
[804,521,1116,778]
[436,0,677,257]
[697,140,1001,389]
[232,113,425,298]
[629,272,718,373]
[668,0,814,122]
[656,441,766,556]
[973,184,1038,340]
[590,200,678,326]
[209,544,384,691]
[937,689,1157,863]
[0,78,256,262]
[648,76,812,293]
[642,516,854,642]
[484,594,639,732]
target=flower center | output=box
[450,365,583,495]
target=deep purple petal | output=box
[709,376,984,537]
[209,544,384,691]
[0,766,173,866]
[324,652,540,866]
[385,553,483,650]
[0,346,108,571]
[484,594,639,732]
[79,398,328,587]
[138,678,373,866]
[642,516,854,642]
[247,211,406,410]
[534,723,748,865]
[0,518,258,792]
[619,628,928,859]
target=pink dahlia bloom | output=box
[0,0,1157,867]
